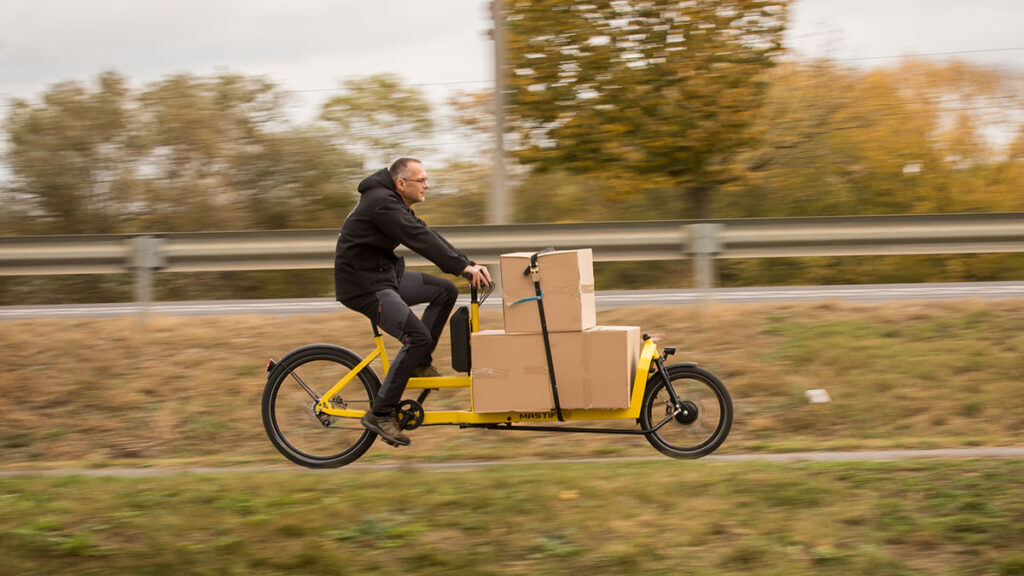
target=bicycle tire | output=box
[262,344,381,468]
[640,364,733,459]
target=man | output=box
[335,158,491,446]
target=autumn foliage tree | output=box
[715,59,1024,218]
[501,0,788,219]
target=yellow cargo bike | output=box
[262,275,733,468]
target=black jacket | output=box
[334,168,472,301]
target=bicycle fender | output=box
[266,344,368,382]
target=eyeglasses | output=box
[401,177,428,185]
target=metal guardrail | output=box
[2,213,1023,302]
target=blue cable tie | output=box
[510,294,542,306]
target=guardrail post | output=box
[126,236,166,322]
[688,223,723,292]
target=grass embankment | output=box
[2,461,1022,575]
[1,299,1021,468]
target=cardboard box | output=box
[471,326,641,413]
[500,249,597,334]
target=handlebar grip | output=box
[462,271,492,287]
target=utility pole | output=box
[490,0,509,224]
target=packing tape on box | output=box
[581,332,593,407]
[536,283,594,295]
[474,368,509,378]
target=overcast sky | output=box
[1,0,1023,121]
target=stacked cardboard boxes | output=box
[471,248,641,413]
[500,249,597,334]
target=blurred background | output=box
[2,5,1022,574]
[1,0,1022,302]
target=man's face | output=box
[396,162,429,207]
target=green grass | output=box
[1,460,1022,575]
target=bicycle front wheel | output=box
[640,364,733,459]
[262,345,380,468]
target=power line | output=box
[807,45,1024,64]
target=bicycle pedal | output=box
[380,437,409,448]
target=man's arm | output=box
[374,199,471,276]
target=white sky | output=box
[0,0,1022,121]
[787,0,1024,69]
[0,0,495,120]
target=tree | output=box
[417,89,513,225]
[230,127,363,230]
[989,124,1024,212]
[320,74,436,168]
[501,0,788,219]
[412,160,490,225]
[4,71,139,234]
[135,73,288,231]
[3,71,364,235]
[136,73,362,231]
[715,59,1024,218]
[713,58,1024,287]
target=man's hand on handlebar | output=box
[462,264,492,289]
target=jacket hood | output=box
[357,168,395,195]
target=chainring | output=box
[396,399,425,430]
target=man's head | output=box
[389,157,429,207]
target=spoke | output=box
[650,410,679,432]
[286,366,321,402]
[325,425,367,431]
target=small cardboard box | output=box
[471,326,641,413]
[500,249,597,334]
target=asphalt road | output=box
[2,281,1023,319]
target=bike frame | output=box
[312,285,662,427]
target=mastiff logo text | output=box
[518,412,560,420]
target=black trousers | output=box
[340,271,458,415]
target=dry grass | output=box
[2,299,1022,469]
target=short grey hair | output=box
[388,158,422,181]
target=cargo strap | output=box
[522,250,564,422]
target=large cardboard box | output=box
[500,249,596,334]
[471,326,641,413]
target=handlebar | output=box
[461,272,492,287]
[462,272,494,305]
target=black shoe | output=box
[361,412,411,446]
[411,364,442,378]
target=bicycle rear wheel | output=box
[640,364,732,459]
[262,344,380,468]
